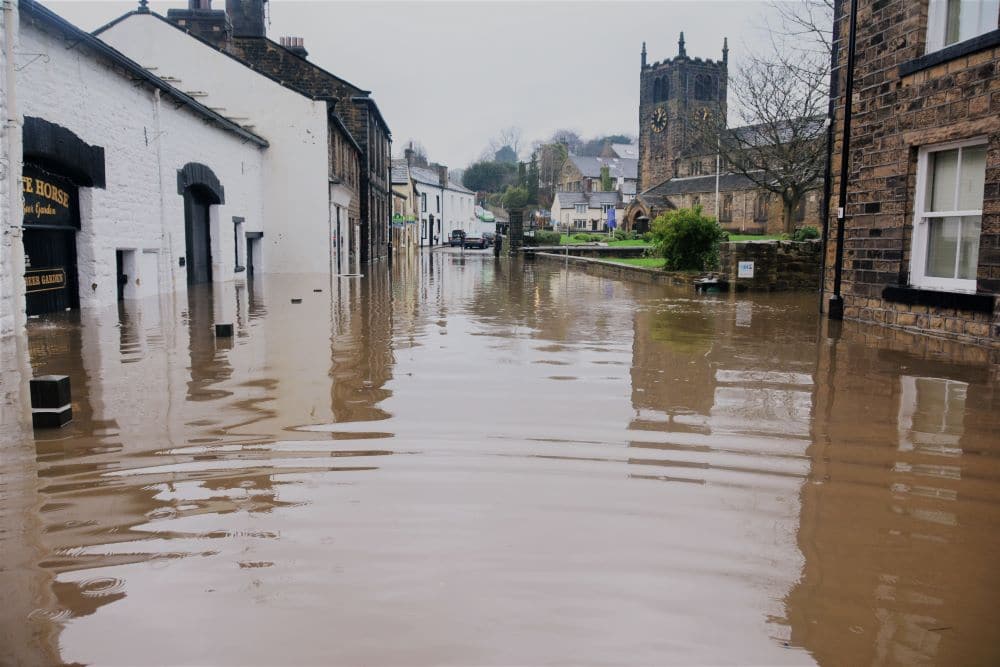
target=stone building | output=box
[390,159,420,252]
[556,155,638,201]
[550,191,624,232]
[1,0,268,326]
[823,0,999,348]
[625,34,822,235]
[99,0,390,265]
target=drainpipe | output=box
[3,0,24,333]
[818,0,843,314]
[829,0,859,321]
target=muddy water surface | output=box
[1,252,998,666]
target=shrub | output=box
[792,225,820,241]
[649,206,726,271]
[641,231,654,243]
[572,233,591,241]
[612,229,633,241]
[534,230,561,245]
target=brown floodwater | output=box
[1,250,998,666]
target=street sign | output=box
[738,261,754,278]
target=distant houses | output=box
[550,192,625,233]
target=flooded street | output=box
[2,251,998,666]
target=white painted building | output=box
[1,0,268,322]
[96,5,341,276]
[551,191,625,233]
[409,165,476,245]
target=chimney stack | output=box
[226,0,267,37]
[279,36,308,58]
[435,164,448,188]
[166,0,231,44]
[404,143,415,166]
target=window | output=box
[694,74,713,101]
[911,139,986,292]
[927,0,999,52]
[436,195,440,213]
[720,193,733,222]
[421,193,427,212]
[690,160,703,176]
[573,219,587,230]
[754,192,769,221]
[692,195,701,208]
[574,203,587,214]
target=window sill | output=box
[899,29,1000,78]
[882,286,994,314]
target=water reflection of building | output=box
[787,323,1000,665]
[9,271,398,660]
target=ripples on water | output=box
[1,253,998,666]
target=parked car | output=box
[463,235,488,249]
[482,231,496,247]
[449,230,466,247]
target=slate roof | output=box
[610,143,638,159]
[642,172,760,197]
[30,0,267,148]
[568,155,638,180]
[729,116,826,147]
[408,165,474,194]
[391,159,410,184]
[554,191,623,209]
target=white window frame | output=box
[574,203,587,215]
[926,0,1000,53]
[910,137,987,293]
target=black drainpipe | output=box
[818,0,843,314]
[829,0,859,321]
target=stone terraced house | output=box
[823,0,999,350]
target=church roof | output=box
[642,172,760,197]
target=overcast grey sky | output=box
[48,0,782,168]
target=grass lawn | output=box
[558,234,649,247]
[727,234,783,242]
[602,257,666,269]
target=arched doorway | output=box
[177,163,225,285]
[21,117,106,316]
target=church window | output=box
[690,160,703,176]
[694,74,713,101]
[720,193,733,222]
[754,192,770,221]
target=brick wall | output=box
[825,0,1000,348]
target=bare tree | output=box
[765,0,834,93]
[692,57,829,234]
[497,126,523,157]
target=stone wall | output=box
[720,240,823,291]
[823,0,1000,348]
[531,252,699,288]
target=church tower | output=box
[638,34,728,192]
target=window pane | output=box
[926,216,960,278]
[957,145,986,210]
[928,149,958,211]
[958,215,981,280]
[952,0,1000,43]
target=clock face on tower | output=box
[651,107,667,133]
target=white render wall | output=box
[0,1,23,337]
[98,13,333,274]
[17,17,266,309]
[414,182,475,243]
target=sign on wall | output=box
[24,268,67,293]
[22,166,78,228]
[738,261,755,278]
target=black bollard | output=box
[215,323,234,337]
[30,375,73,428]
